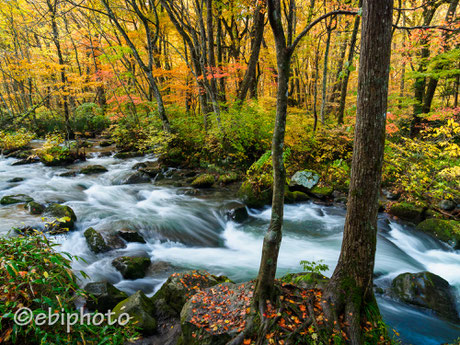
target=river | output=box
[0,149,459,344]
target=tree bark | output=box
[324,1,393,344]
[237,1,266,103]
[337,0,361,125]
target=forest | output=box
[0,0,459,344]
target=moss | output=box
[416,219,460,249]
[44,203,77,232]
[25,201,45,215]
[217,172,239,185]
[310,186,333,198]
[388,202,424,223]
[113,291,157,334]
[111,256,151,280]
[84,227,110,253]
[0,194,34,205]
[191,174,215,188]
[79,165,108,174]
[237,180,272,208]
[284,189,310,204]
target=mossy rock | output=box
[237,180,272,208]
[285,189,310,204]
[160,147,185,167]
[84,281,128,312]
[79,165,108,175]
[0,194,34,205]
[391,271,459,322]
[114,151,143,159]
[113,290,157,334]
[309,186,333,199]
[112,256,151,280]
[281,272,330,290]
[84,227,110,253]
[151,270,229,319]
[99,140,114,147]
[416,219,460,249]
[25,201,45,215]
[223,202,249,223]
[43,203,77,232]
[117,229,146,243]
[191,174,215,188]
[218,172,239,185]
[388,202,425,224]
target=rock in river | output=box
[112,256,151,280]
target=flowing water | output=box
[0,148,459,344]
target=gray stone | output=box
[438,200,456,212]
[391,271,459,322]
[289,170,320,193]
[84,281,128,312]
[112,256,151,280]
[118,229,146,243]
[122,171,150,184]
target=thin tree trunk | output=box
[320,25,333,125]
[324,1,393,344]
[337,0,361,124]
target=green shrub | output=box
[0,129,35,151]
[0,233,139,344]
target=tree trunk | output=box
[324,1,393,344]
[254,0,291,308]
[337,0,361,125]
[237,1,266,103]
[320,25,332,125]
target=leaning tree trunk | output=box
[323,1,393,344]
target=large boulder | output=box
[390,271,459,322]
[223,202,249,223]
[416,219,460,249]
[237,180,272,208]
[117,229,146,243]
[122,171,150,184]
[79,165,108,175]
[43,203,77,233]
[84,227,110,253]
[0,194,34,205]
[112,256,151,280]
[84,281,128,312]
[113,290,157,334]
[114,151,143,159]
[288,170,320,193]
[388,202,425,224]
[151,270,230,319]
[179,282,252,345]
[191,174,215,188]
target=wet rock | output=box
[11,156,40,166]
[191,174,215,188]
[84,281,128,312]
[7,177,25,183]
[79,165,108,175]
[285,189,310,204]
[288,170,320,193]
[224,202,249,223]
[112,256,151,280]
[84,227,110,253]
[151,270,228,318]
[25,201,45,215]
[416,219,460,249]
[281,272,329,290]
[59,171,77,177]
[388,202,425,224]
[122,171,150,184]
[1,194,34,205]
[438,200,456,212]
[114,151,143,159]
[391,271,459,322]
[149,261,174,275]
[237,180,272,208]
[43,203,77,232]
[118,229,146,243]
[105,235,127,250]
[113,290,157,334]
